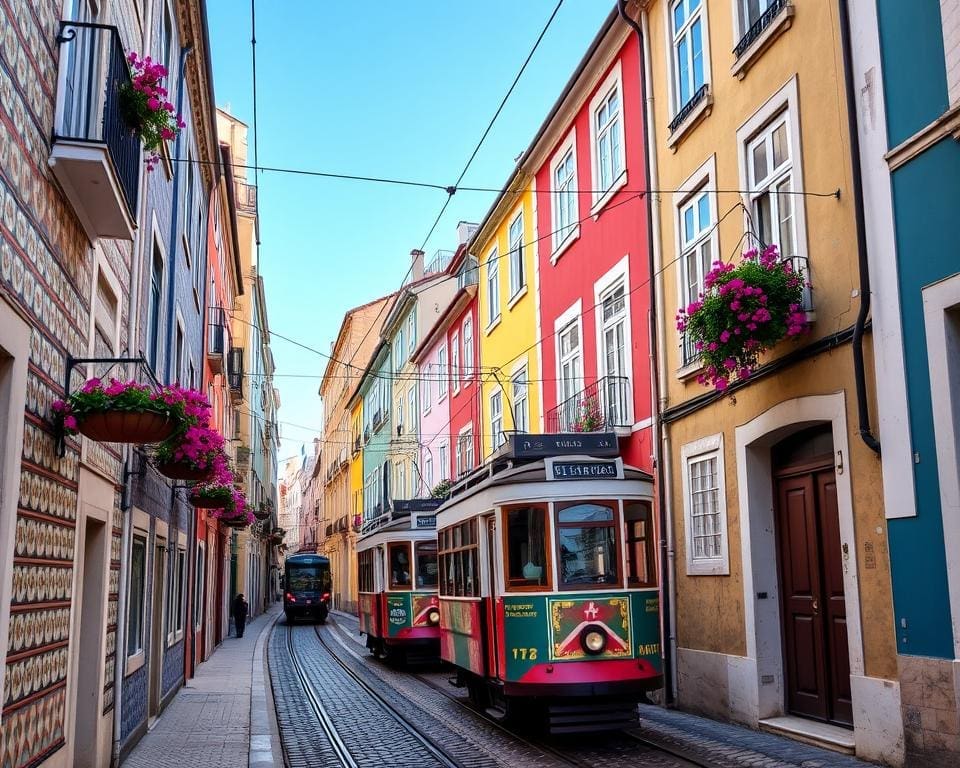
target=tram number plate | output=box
[511,647,538,661]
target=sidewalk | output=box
[122,603,282,768]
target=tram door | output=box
[485,516,499,677]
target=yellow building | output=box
[634,0,898,761]
[472,176,541,461]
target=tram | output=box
[436,433,662,733]
[356,499,442,662]
[283,553,332,624]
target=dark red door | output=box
[775,465,851,726]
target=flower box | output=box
[78,409,174,443]
[157,460,213,482]
[190,487,232,509]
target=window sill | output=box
[666,89,714,152]
[676,358,704,381]
[731,3,795,81]
[686,559,730,576]
[125,650,145,677]
[507,285,528,310]
[484,316,502,336]
[550,227,580,265]
[590,170,628,218]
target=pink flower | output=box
[64,415,78,430]
[714,378,728,391]
[147,97,160,111]
[719,330,731,343]
[723,358,737,371]
[81,377,102,394]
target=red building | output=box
[529,13,653,471]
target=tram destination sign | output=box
[415,515,437,529]
[393,498,444,513]
[548,459,623,481]
[509,432,619,460]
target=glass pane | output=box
[558,503,615,523]
[689,0,700,10]
[677,36,690,105]
[507,507,548,586]
[697,192,710,230]
[673,0,685,32]
[685,250,699,304]
[390,544,411,589]
[691,20,704,91]
[683,205,695,244]
[558,524,618,585]
[699,240,712,288]
[611,118,623,178]
[752,139,768,184]
[625,502,653,585]
[756,194,773,246]
[777,177,795,257]
[772,122,789,168]
[415,541,438,588]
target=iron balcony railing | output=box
[54,21,140,214]
[734,0,790,59]
[668,83,709,134]
[227,347,244,393]
[235,181,257,215]
[425,249,454,276]
[208,306,227,357]
[545,375,631,433]
[353,435,361,454]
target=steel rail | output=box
[312,625,465,768]
[284,624,359,768]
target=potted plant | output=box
[189,455,237,508]
[570,397,603,433]
[52,377,180,444]
[120,52,186,171]
[676,244,809,391]
[431,479,452,499]
[153,387,224,481]
[254,502,272,522]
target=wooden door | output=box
[775,464,851,726]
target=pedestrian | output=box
[232,593,248,638]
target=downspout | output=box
[163,43,194,384]
[617,0,677,705]
[838,0,881,455]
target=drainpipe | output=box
[838,0,881,456]
[617,1,677,705]
[163,43,194,384]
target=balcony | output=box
[207,307,227,374]
[235,181,257,215]
[425,249,454,277]
[353,435,361,455]
[227,347,244,401]
[236,445,251,473]
[50,22,140,242]
[545,375,631,436]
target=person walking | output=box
[232,593,248,638]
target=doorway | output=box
[73,517,106,767]
[773,426,852,727]
[148,541,165,720]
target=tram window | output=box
[505,505,550,589]
[389,543,412,590]
[555,502,620,588]
[358,550,375,593]
[624,502,656,588]
[415,541,439,588]
[438,520,480,597]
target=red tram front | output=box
[436,433,662,732]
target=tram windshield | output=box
[389,543,412,590]
[286,564,328,594]
[556,503,619,586]
[415,541,438,588]
[506,505,548,588]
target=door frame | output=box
[733,393,864,722]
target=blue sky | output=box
[207,1,614,461]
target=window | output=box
[486,249,500,326]
[456,427,474,477]
[184,149,195,266]
[389,542,412,590]
[424,453,434,490]
[625,502,656,588]
[422,364,432,413]
[394,331,404,370]
[552,141,578,251]
[358,549,375,593]
[438,442,449,481]
[738,0,778,36]
[490,390,504,449]
[451,332,460,393]
[91,268,119,358]
[681,434,728,575]
[194,545,205,630]
[593,79,624,196]
[168,547,186,639]
[126,535,147,656]
[174,322,184,384]
[505,505,549,589]
[671,0,706,111]
[415,541,438,589]
[439,520,479,597]
[462,318,473,385]
[511,368,528,433]
[406,313,415,354]
[438,346,447,401]
[147,242,163,370]
[161,1,174,80]
[557,319,583,429]
[458,255,479,289]
[747,114,796,261]
[396,396,404,435]
[556,502,619,588]
[678,188,713,362]
[408,387,417,434]
[508,211,525,298]
[599,279,629,424]
[396,463,406,499]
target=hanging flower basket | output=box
[676,245,810,391]
[189,483,233,509]
[120,52,186,172]
[52,378,181,445]
[153,387,224,482]
[157,460,213,482]
[254,504,271,521]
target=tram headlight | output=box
[427,609,441,626]
[580,625,607,655]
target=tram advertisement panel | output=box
[501,592,661,682]
[359,593,378,637]
[440,599,484,675]
[384,592,439,637]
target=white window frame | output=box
[462,317,473,386]
[736,78,808,291]
[554,300,584,421]
[588,60,627,213]
[593,255,634,424]
[422,361,432,414]
[125,521,150,672]
[174,312,185,385]
[549,127,579,260]
[167,540,187,646]
[406,313,415,355]
[489,388,504,450]
[407,386,417,436]
[424,453,434,491]
[456,424,474,476]
[88,253,122,358]
[510,362,529,434]
[451,332,460,394]
[437,344,447,402]
[397,463,406,500]
[194,542,205,632]
[681,433,729,575]
[507,208,525,301]
[486,248,501,329]
[396,394,404,435]
[735,0,778,41]
[668,0,711,115]
[438,441,449,482]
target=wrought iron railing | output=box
[545,375,631,433]
[54,21,140,213]
[668,84,709,134]
[208,306,227,358]
[235,181,257,214]
[425,250,454,276]
[227,347,243,392]
[734,0,789,58]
